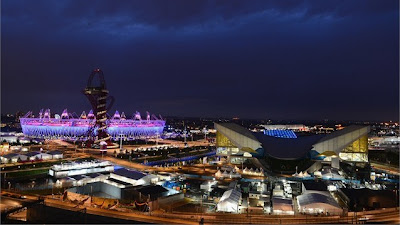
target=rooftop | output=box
[2,153,20,158]
[113,168,146,180]
[48,150,63,155]
[107,177,133,186]
[25,151,42,157]
[216,123,259,142]
[70,175,88,180]
[316,125,368,143]
[87,173,104,178]
[297,193,340,207]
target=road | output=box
[43,197,198,224]
[2,191,399,224]
[370,162,400,176]
[0,196,23,213]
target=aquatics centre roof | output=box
[254,133,325,159]
[215,123,369,160]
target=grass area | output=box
[5,168,49,178]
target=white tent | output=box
[217,189,242,213]
[297,193,343,215]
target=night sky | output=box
[2,0,399,121]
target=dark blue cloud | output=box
[1,0,399,121]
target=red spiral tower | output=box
[83,69,114,148]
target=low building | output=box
[49,160,114,178]
[272,184,284,197]
[0,153,27,163]
[25,151,52,161]
[110,168,158,186]
[48,150,63,159]
[217,189,242,213]
[200,180,218,192]
[0,135,18,143]
[70,175,92,186]
[297,192,342,215]
[67,173,110,187]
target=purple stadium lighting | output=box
[20,110,165,141]
[19,69,165,142]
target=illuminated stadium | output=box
[215,123,370,173]
[20,109,165,141]
[20,69,165,142]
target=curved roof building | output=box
[297,192,342,215]
[214,123,369,171]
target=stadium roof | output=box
[216,123,259,142]
[316,125,368,143]
[254,133,324,159]
[215,123,369,160]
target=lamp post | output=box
[119,133,124,153]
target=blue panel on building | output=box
[264,129,297,139]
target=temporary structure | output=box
[217,189,242,213]
[297,192,342,215]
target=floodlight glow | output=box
[20,110,165,140]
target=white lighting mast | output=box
[119,133,124,152]
[183,121,187,147]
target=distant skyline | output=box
[2,0,399,121]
